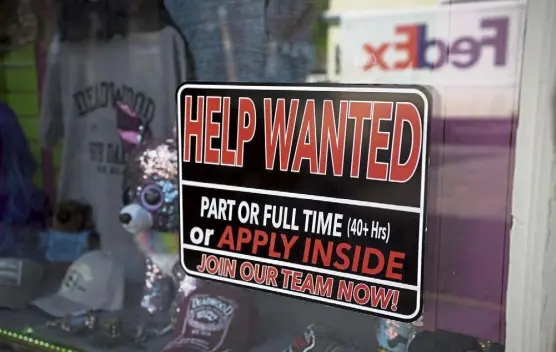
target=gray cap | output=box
[0,258,43,310]
[32,250,125,317]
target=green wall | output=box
[0,44,59,189]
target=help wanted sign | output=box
[176,83,431,321]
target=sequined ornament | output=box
[376,319,416,352]
[116,103,201,329]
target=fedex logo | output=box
[363,17,509,71]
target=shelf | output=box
[0,261,378,351]
[0,276,170,352]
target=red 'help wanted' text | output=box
[182,96,423,183]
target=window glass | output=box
[0,0,525,351]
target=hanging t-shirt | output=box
[39,26,187,280]
[164,0,268,81]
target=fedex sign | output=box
[363,17,508,71]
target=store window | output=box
[0,0,552,351]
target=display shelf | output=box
[0,309,169,352]
[0,264,167,351]
[0,267,379,351]
[0,276,170,352]
[0,328,83,352]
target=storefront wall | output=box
[506,0,556,349]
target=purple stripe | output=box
[422,114,516,343]
[430,117,516,146]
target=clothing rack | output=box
[57,0,170,42]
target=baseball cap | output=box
[283,325,361,352]
[32,250,125,317]
[163,282,261,352]
[0,258,43,310]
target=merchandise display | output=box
[40,199,98,262]
[163,282,262,352]
[283,325,361,352]
[50,200,93,234]
[32,250,125,317]
[376,319,416,352]
[38,24,186,279]
[0,258,43,310]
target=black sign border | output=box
[176,82,431,323]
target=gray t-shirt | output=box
[39,27,186,280]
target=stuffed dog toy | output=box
[116,103,199,326]
[116,102,180,276]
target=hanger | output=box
[58,0,112,42]
[58,0,170,43]
[105,0,131,40]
